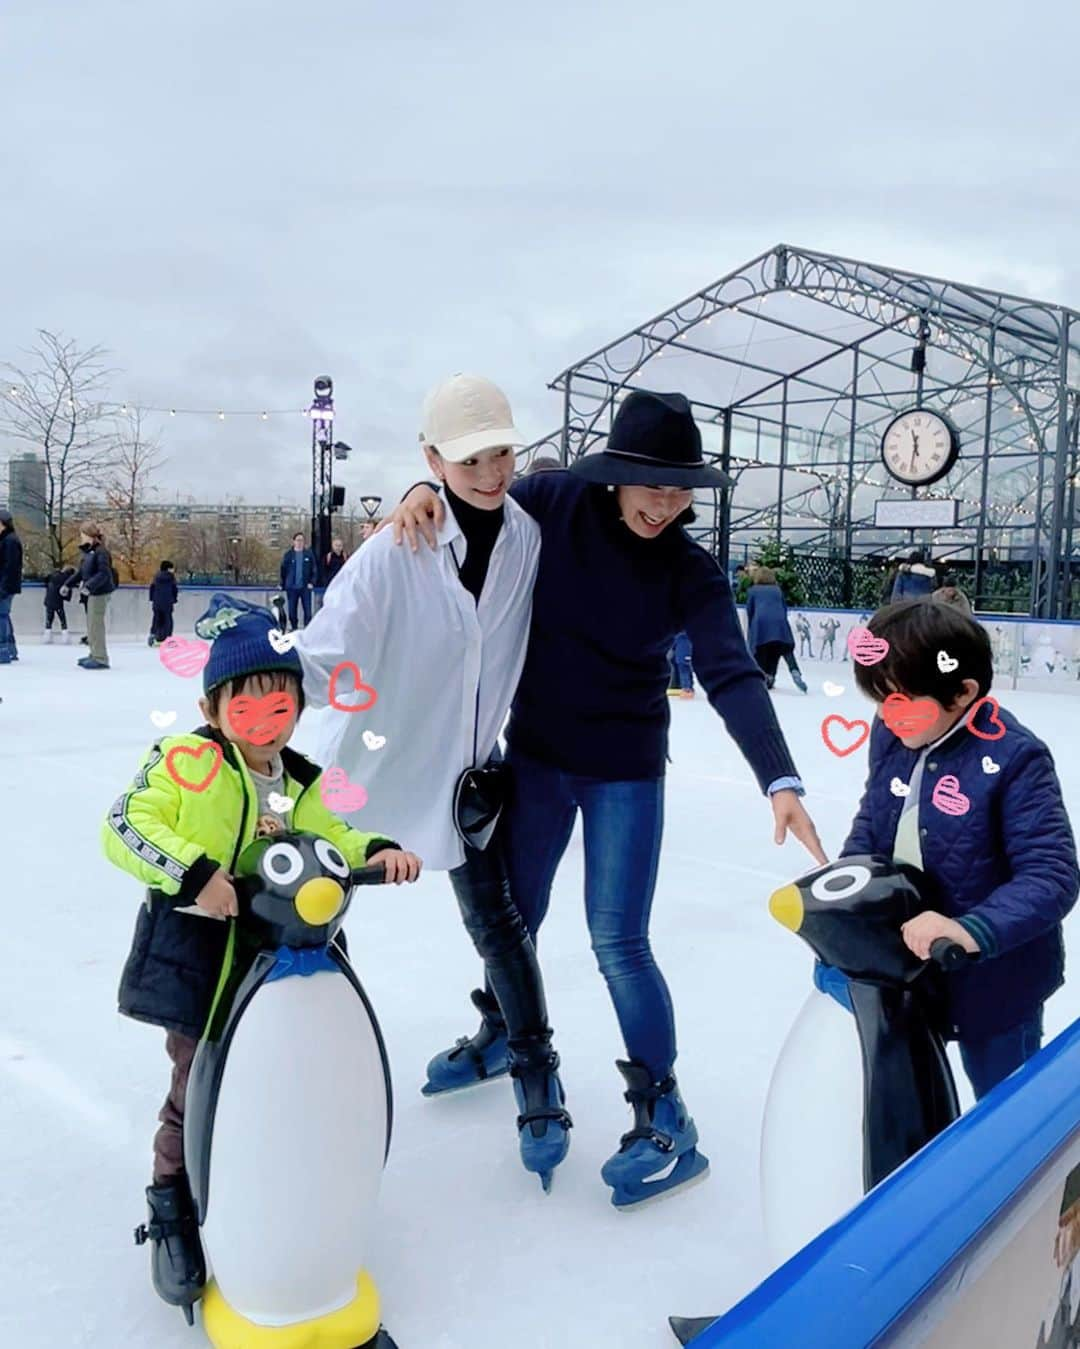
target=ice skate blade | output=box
[610,1153,711,1211]
[539,1169,554,1193]
[420,1065,509,1097]
[669,1314,716,1345]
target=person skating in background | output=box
[667,631,695,698]
[890,549,937,601]
[103,594,420,1322]
[794,612,814,659]
[819,615,840,660]
[67,522,116,669]
[323,536,348,586]
[44,564,77,642]
[0,509,23,664]
[839,612,870,663]
[834,599,1078,1101]
[148,561,179,647]
[746,567,807,693]
[279,531,317,631]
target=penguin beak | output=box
[769,883,804,933]
[295,877,345,927]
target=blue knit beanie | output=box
[194,593,304,695]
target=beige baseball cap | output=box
[419,374,524,463]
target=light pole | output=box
[228,536,241,585]
[309,376,335,575]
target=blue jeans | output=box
[959,1010,1043,1101]
[669,631,694,690]
[0,595,16,662]
[285,587,312,629]
[503,750,675,1079]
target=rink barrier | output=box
[690,1014,1080,1348]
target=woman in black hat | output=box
[387,390,826,1207]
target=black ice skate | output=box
[134,1175,207,1324]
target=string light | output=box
[217,411,225,421]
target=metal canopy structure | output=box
[525,245,1080,616]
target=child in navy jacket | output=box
[841,599,1078,1099]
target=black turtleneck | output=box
[445,484,505,603]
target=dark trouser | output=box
[150,604,175,642]
[0,594,16,662]
[503,749,675,1080]
[668,631,694,690]
[45,599,68,630]
[285,587,312,629]
[958,1009,1043,1101]
[449,839,552,1057]
[152,1031,199,1182]
[754,641,801,686]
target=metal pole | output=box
[844,349,860,597]
[560,380,571,467]
[974,329,996,611]
[1046,318,1072,618]
[719,409,733,573]
[776,383,788,550]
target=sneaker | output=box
[80,658,110,669]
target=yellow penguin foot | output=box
[201,1270,381,1349]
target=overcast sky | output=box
[3,0,1079,510]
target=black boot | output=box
[134,1175,206,1324]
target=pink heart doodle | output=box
[320,766,368,813]
[931,775,970,817]
[846,627,890,667]
[159,636,211,679]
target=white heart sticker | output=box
[822,681,845,697]
[268,628,299,654]
[981,756,1000,775]
[267,792,295,813]
[937,650,959,674]
[890,777,911,798]
[362,730,387,751]
[150,710,177,728]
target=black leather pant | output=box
[448,839,551,1059]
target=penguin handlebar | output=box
[349,864,389,886]
[929,937,970,970]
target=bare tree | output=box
[104,409,167,580]
[0,331,118,567]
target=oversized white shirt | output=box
[297,497,540,871]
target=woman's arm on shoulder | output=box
[296,548,381,709]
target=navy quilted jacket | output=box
[745,583,795,651]
[841,701,1078,1038]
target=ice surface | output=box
[4,644,1080,1348]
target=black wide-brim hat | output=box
[568,390,733,489]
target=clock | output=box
[880,408,960,486]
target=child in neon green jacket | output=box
[102,594,420,1315]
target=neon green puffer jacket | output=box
[103,727,397,1036]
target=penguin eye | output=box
[314,839,349,879]
[810,864,872,904]
[262,843,304,887]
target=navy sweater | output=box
[503,472,798,786]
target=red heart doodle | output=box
[965,695,1006,742]
[227,692,297,746]
[880,692,940,739]
[821,715,871,758]
[328,661,378,713]
[166,742,224,794]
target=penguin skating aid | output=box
[183,833,400,1349]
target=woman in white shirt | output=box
[297,376,571,1192]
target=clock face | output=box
[881,409,959,486]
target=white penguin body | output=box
[760,987,864,1265]
[201,964,388,1325]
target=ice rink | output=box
[5,640,1080,1348]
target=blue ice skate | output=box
[511,1047,572,1192]
[601,1059,710,1209]
[422,988,509,1097]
